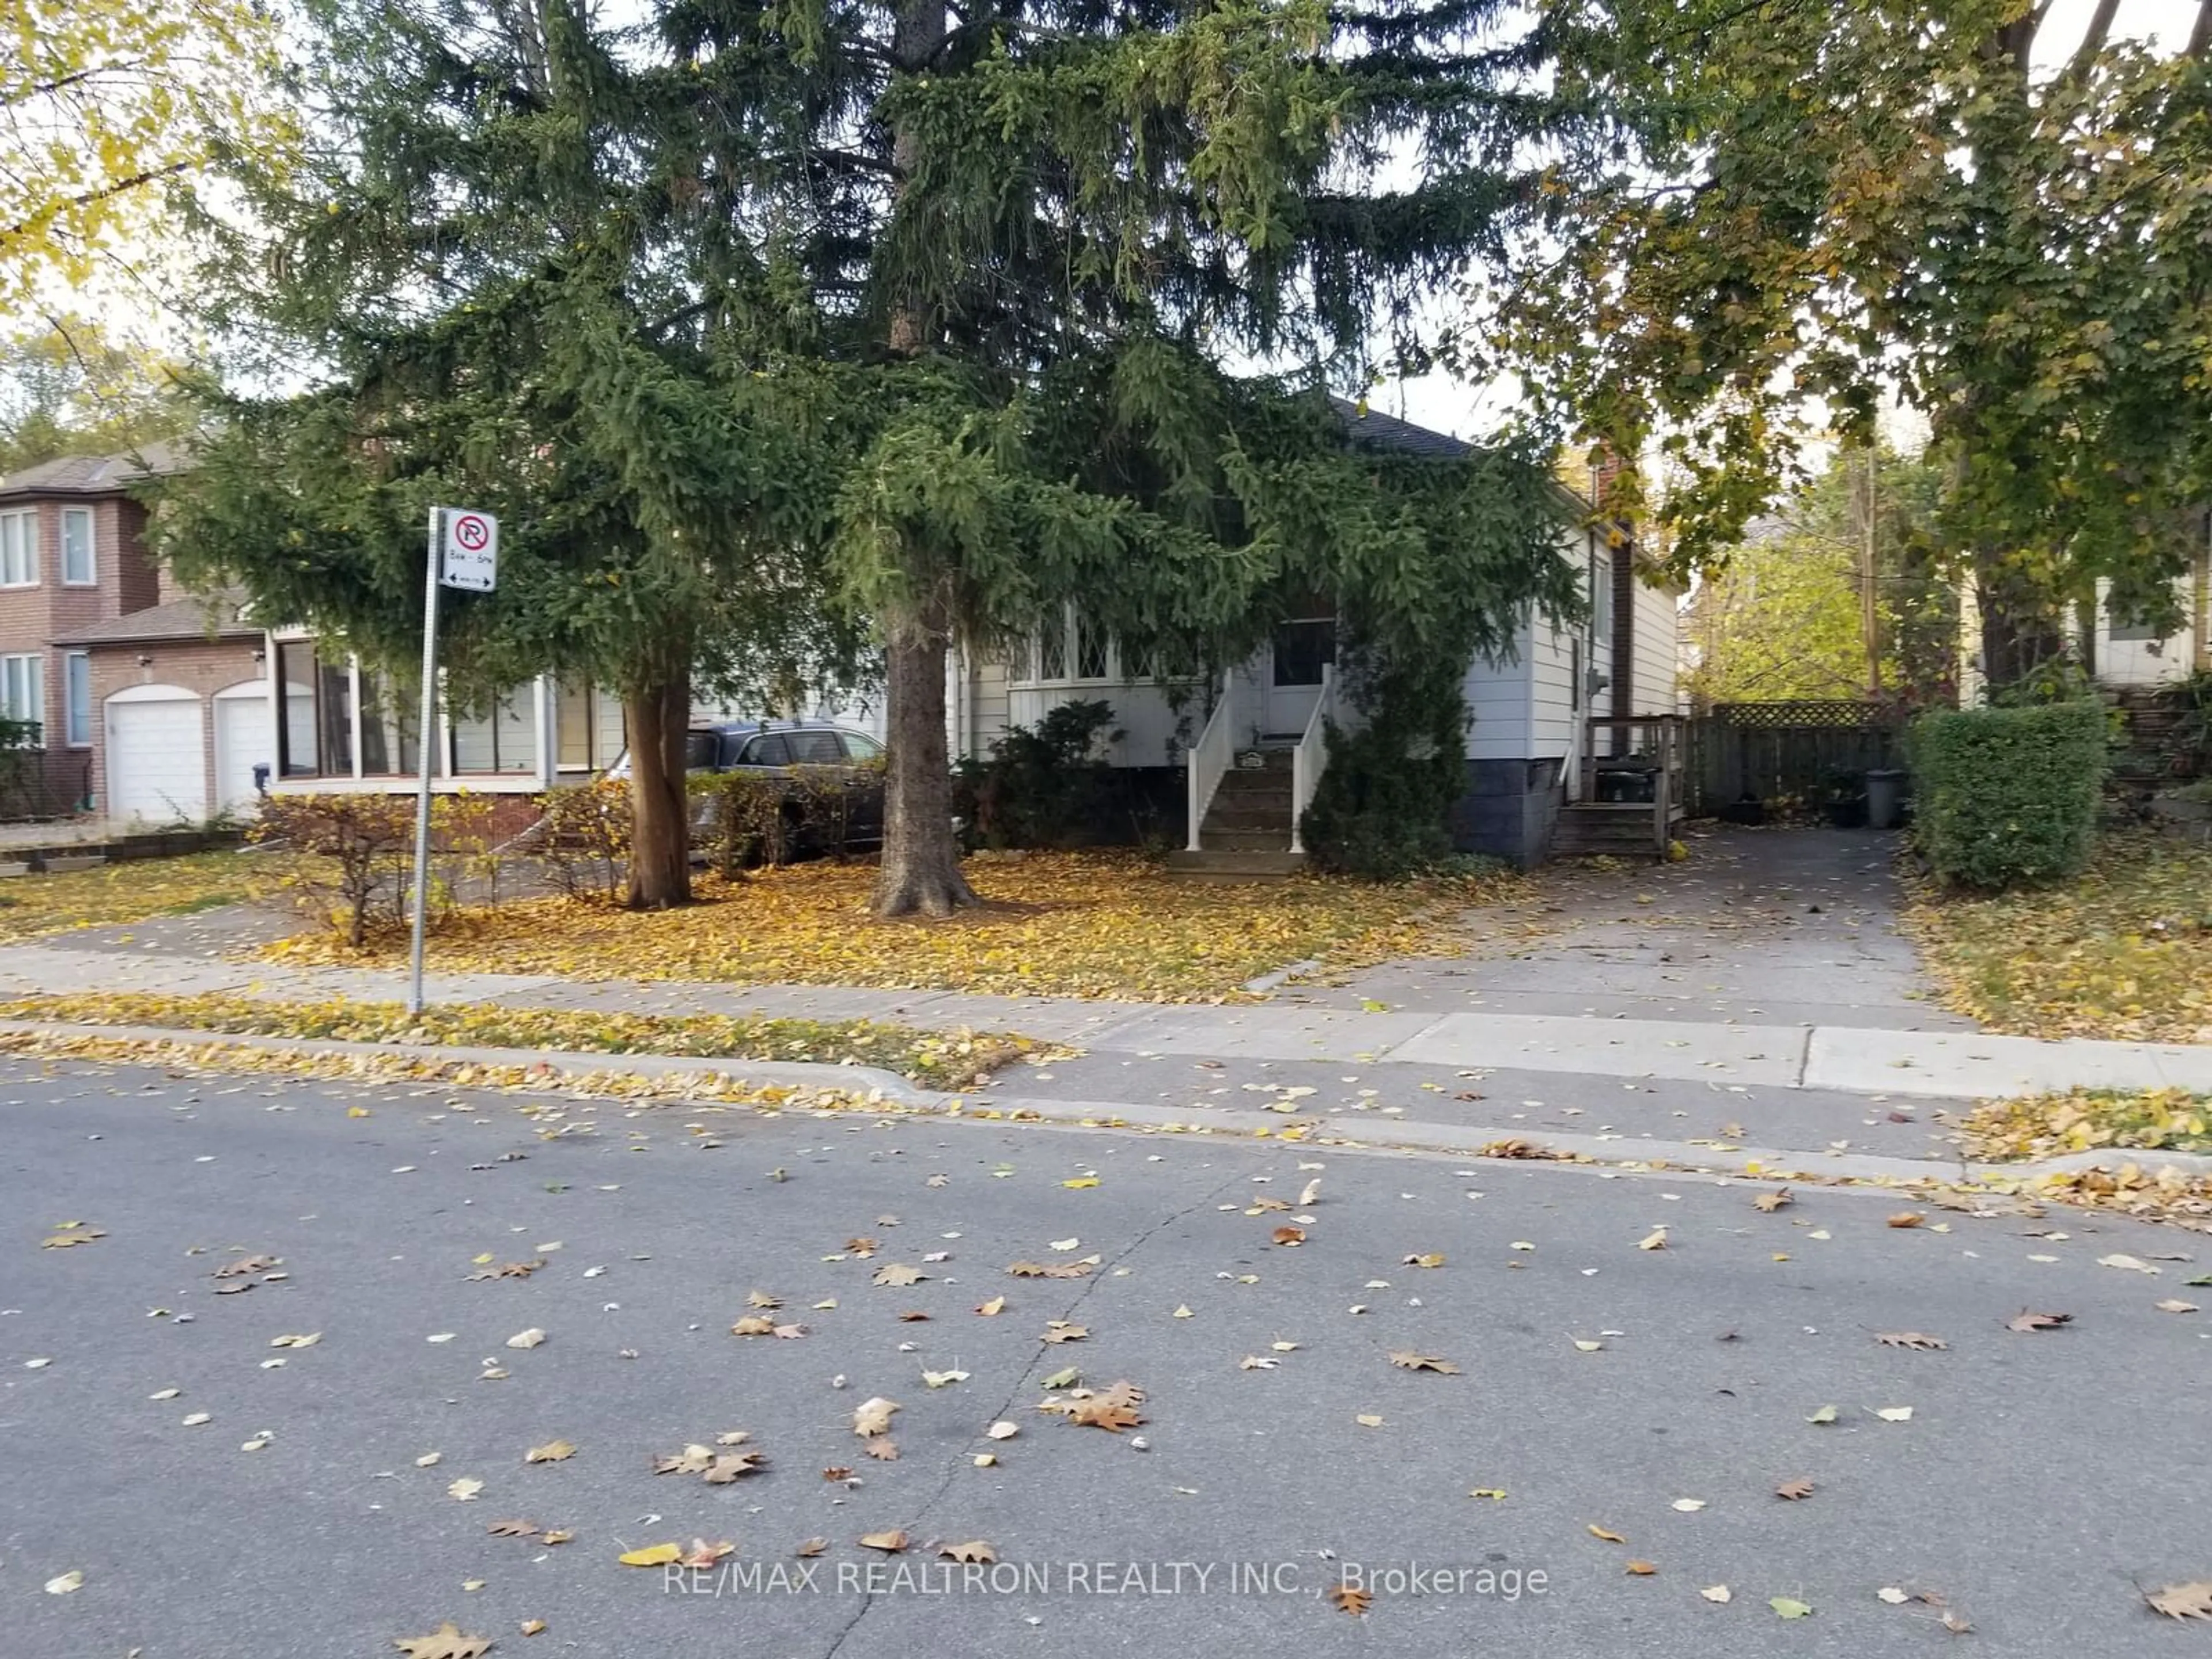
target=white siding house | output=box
[947,406,1684,866]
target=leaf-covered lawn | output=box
[1905,832,2212,1043]
[266,851,1528,1002]
[0,851,290,942]
[1961,1086,2212,1162]
[0,993,1037,1089]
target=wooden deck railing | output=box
[1581,714,1688,859]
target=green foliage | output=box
[1687,444,1955,707]
[162,0,1580,914]
[691,759,883,874]
[1484,3,2212,673]
[1300,675,1469,881]
[0,327,192,478]
[1909,700,2109,890]
[955,700,1119,850]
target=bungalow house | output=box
[945,404,1685,869]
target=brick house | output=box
[0,446,267,823]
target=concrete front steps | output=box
[1164,849,1308,882]
[1169,746,1305,881]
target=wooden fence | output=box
[1684,701,1905,815]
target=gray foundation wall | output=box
[1449,757,1565,869]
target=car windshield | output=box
[683,731,719,770]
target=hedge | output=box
[1908,699,2108,889]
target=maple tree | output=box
[0,0,295,313]
[1684,444,1955,707]
[1485,0,2212,690]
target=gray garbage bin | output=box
[1864,768,1906,831]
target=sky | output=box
[30,0,2209,452]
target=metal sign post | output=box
[407,505,498,1016]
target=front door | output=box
[1266,615,1335,737]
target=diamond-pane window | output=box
[1075,615,1110,680]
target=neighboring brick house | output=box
[57,593,266,823]
[0,446,266,823]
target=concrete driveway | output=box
[1300,825,1969,1031]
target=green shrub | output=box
[1299,687,1467,881]
[955,699,1119,849]
[1908,699,2109,889]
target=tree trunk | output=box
[874,604,978,917]
[1976,577,2067,693]
[624,670,692,909]
[870,0,975,919]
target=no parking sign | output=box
[440,507,498,591]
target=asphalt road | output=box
[3,1055,2208,1658]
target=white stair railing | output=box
[1184,668,1234,852]
[1288,664,1335,855]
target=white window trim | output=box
[0,508,37,589]
[60,507,95,586]
[2,652,46,744]
[1009,602,1192,690]
[63,650,92,747]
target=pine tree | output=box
[168,0,1581,915]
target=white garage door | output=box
[213,684,274,817]
[105,689,207,825]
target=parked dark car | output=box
[675,719,887,861]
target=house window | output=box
[1075,614,1111,680]
[2109,608,2167,643]
[356,665,419,777]
[1036,616,1068,680]
[1,653,44,743]
[275,639,355,777]
[555,679,627,771]
[61,509,94,585]
[64,652,91,746]
[1015,605,1123,685]
[0,509,36,587]
[452,688,536,774]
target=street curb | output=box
[4,1018,2208,1189]
[0,1019,936,1107]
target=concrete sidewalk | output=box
[6,938,2212,1104]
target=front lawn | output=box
[0,850,291,942]
[1905,832,2212,1043]
[1961,1085,2212,1161]
[263,850,1526,1002]
[0,993,1038,1089]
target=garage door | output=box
[105,688,207,825]
[213,684,274,817]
